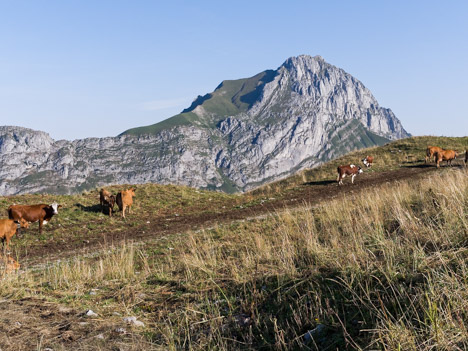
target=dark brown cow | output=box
[0,219,26,251]
[8,202,61,234]
[100,189,116,217]
[434,149,458,168]
[116,188,136,218]
[337,164,363,185]
[425,146,443,164]
[362,155,374,168]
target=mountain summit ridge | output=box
[0,55,409,195]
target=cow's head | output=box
[19,218,29,229]
[358,166,363,174]
[109,195,116,209]
[50,202,62,214]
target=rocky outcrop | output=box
[0,55,409,195]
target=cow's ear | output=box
[58,205,62,208]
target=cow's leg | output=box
[39,220,43,233]
[352,174,356,184]
[122,205,126,218]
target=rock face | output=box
[0,55,409,195]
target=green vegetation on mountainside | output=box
[122,70,277,136]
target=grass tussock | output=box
[151,169,468,349]
[1,169,466,349]
[0,135,467,349]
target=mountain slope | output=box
[0,55,409,195]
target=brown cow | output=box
[337,164,363,185]
[8,202,61,234]
[100,188,116,217]
[0,219,27,251]
[425,146,443,164]
[116,188,136,218]
[434,149,458,168]
[362,155,374,167]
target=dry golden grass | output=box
[0,136,467,350]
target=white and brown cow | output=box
[8,202,61,234]
[362,155,374,168]
[337,164,363,185]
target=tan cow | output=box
[425,146,443,164]
[3,255,20,274]
[116,188,136,218]
[0,218,28,251]
[435,149,458,168]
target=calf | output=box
[337,164,363,185]
[362,155,374,167]
[2,255,20,274]
[8,202,61,234]
[0,219,25,251]
[100,188,116,217]
[116,188,136,218]
[435,149,458,168]
[425,146,443,164]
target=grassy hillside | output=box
[254,135,468,195]
[0,136,467,350]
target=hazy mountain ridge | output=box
[0,55,409,195]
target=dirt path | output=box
[20,164,449,266]
[1,164,464,351]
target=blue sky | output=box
[0,1,467,140]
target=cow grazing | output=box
[425,146,443,164]
[100,188,116,217]
[116,188,136,218]
[8,202,61,234]
[435,149,458,168]
[465,150,467,167]
[0,219,25,251]
[362,155,374,168]
[337,164,363,185]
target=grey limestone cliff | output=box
[0,55,409,195]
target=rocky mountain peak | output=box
[0,55,410,195]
